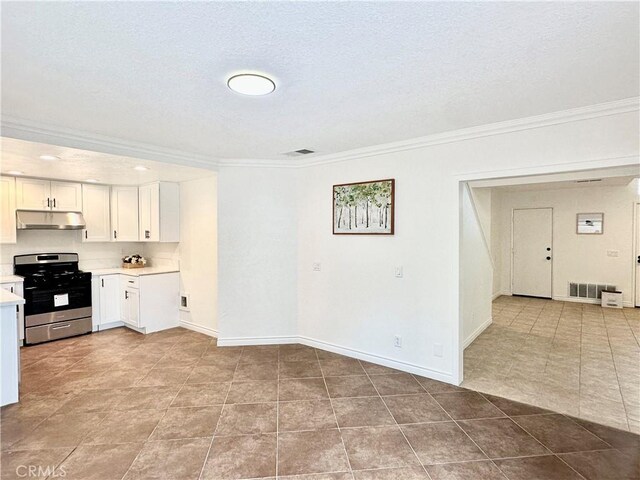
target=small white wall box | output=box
[601,291,623,309]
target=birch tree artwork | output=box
[333,179,395,235]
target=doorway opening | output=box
[459,165,640,432]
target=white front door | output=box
[512,208,553,298]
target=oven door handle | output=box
[51,324,71,330]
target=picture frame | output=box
[333,179,395,235]
[576,213,604,234]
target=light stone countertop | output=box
[0,289,25,307]
[90,267,179,277]
[0,275,24,284]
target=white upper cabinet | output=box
[111,186,139,242]
[0,176,17,244]
[16,178,82,211]
[50,181,82,211]
[16,178,50,210]
[138,182,179,242]
[82,184,111,242]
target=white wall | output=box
[216,108,638,383]
[143,175,218,335]
[461,187,494,348]
[217,167,298,344]
[0,230,140,274]
[493,180,640,306]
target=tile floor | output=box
[0,326,638,479]
[463,296,640,433]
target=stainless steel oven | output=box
[15,253,92,345]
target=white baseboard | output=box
[298,335,455,384]
[217,335,298,347]
[553,295,633,308]
[463,317,493,349]
[180,320,218,338]
[215,333,457,385]
[492,292,503,301]
[96,321,124,331]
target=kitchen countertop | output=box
[0,289,25,307]
[0,275,24,284]
[90,267,179,277]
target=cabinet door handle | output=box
[145,230,150,239]
[114,230,117,239]
[101,279,104,287]
[85,231,88,239]
[125,291,129,300]
[47,198,50,208]
[53,198,56,208]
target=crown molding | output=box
[3,97,637,171]
[1,116,219,171]
[289,97,639,168]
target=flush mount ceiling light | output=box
[133,166,149,171]
[39,154,60,161]
[85,178,99,183]
[7,170,24,175]
[227,74,276,96]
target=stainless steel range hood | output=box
[17,210,86,230]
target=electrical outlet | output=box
[434,343,443,357]
[312,262,321,272]
[395,266,403,278]
[394,335,402,348]
[606,250,619,257]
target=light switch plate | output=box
[395,266,403,278]
[312,262,321,272]
[606,250,619,257]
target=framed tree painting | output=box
[333,179,395,235]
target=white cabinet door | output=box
[138,183,160,242]
[98,275,120,324]
[51,181,82,211]
[126,288,140,328]
[16,178,50,210]
[111,186,139,242]
[0,177,16,244]
[82,184,111,242]
[120,286,140,327]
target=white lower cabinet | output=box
[121,278,140,328]
[1,281,24,342]
[91,272,178,334]
[92,274,121,330]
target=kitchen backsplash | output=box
[0,230,180,275]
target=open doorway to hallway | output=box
[460,166,640,433]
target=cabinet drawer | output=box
[122,276,139,289]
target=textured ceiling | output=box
[1,2,638,163]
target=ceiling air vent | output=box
[284,149,315,157]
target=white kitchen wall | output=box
[492,179,639,306]
[217,167,298,344]
[216,107,638,384]
[142,175,218,335]
[0,229,140,275]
